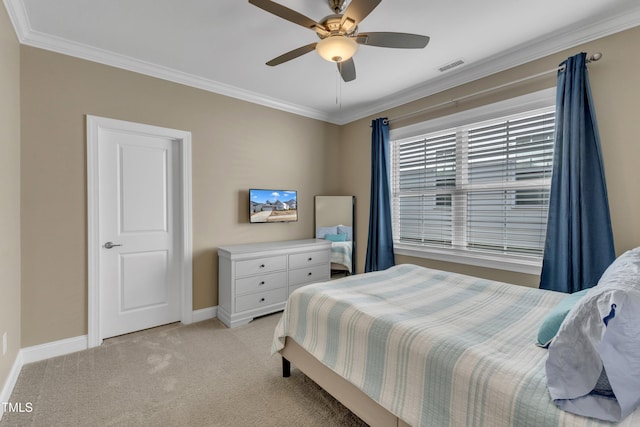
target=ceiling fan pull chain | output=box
[335,68,342,108]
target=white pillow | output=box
[546,247,640,422]
[316,226,338,239]
[337,225,353,241]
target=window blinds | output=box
[392,108,554,257]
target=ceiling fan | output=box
[248,0,430,82]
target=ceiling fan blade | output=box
[266,43,317,66]
[356,32,430,49]
[337,58,356,82]
[341,0,381,27]
[249,0,322,30]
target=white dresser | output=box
[218,239,332,328]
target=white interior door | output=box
[99,130,180,339]
[86,116,194,342]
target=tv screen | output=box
[249,189,298,223]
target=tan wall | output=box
[315,196,354,228]
[14,21,640,348]
[0,3,21,393]
[20,47,340,346]
[341,26,640,287]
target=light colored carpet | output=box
[1,313,367,426]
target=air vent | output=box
[438,59,465,73]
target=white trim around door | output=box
[86,115,193,348]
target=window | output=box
[390,90,555,274]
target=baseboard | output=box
[2,335,89,416]
[192,306,217,323]
[0,351,24,421]
[0,307,219,415]
[17,308,218,365]
[21,335,88,365]
[20,308,218,364]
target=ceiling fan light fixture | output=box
[316,36,358,63]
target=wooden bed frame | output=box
[280,337,411,427]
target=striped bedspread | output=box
[273,264,638,427]
[330,241,352,273]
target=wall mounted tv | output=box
[249,189,298,223]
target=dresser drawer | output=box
[235,287,288,313]
[289,264,330,287]
[289,250,330,270]
[235,271,286,296]
[235,255,286,277]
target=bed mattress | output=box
[273,264,638,426]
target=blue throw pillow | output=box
[325,233,347,242]
[536,288,590,347]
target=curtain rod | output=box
[379,52,603,126]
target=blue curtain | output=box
[365,118,395,272]
[540,52,615,293]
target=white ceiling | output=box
[5,0,640,124]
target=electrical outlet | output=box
[2,332,6,356]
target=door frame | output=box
[86,115,193,348]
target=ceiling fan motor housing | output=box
[317,15,357,38]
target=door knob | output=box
[104,242,122,249]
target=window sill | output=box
[394,243,542,276]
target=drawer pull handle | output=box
[259,281,265,285]
[308,272,312,276]
[259,264,265,268]
[260,298,265,302]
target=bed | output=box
[329,240,353,274]
[273,263,640,427]
[316,224,354,274]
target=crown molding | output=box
[3,0,30,42]
[331,7,640,125]
[4,0,640,126]
[23,28,332,122]
[3,0,331,122]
